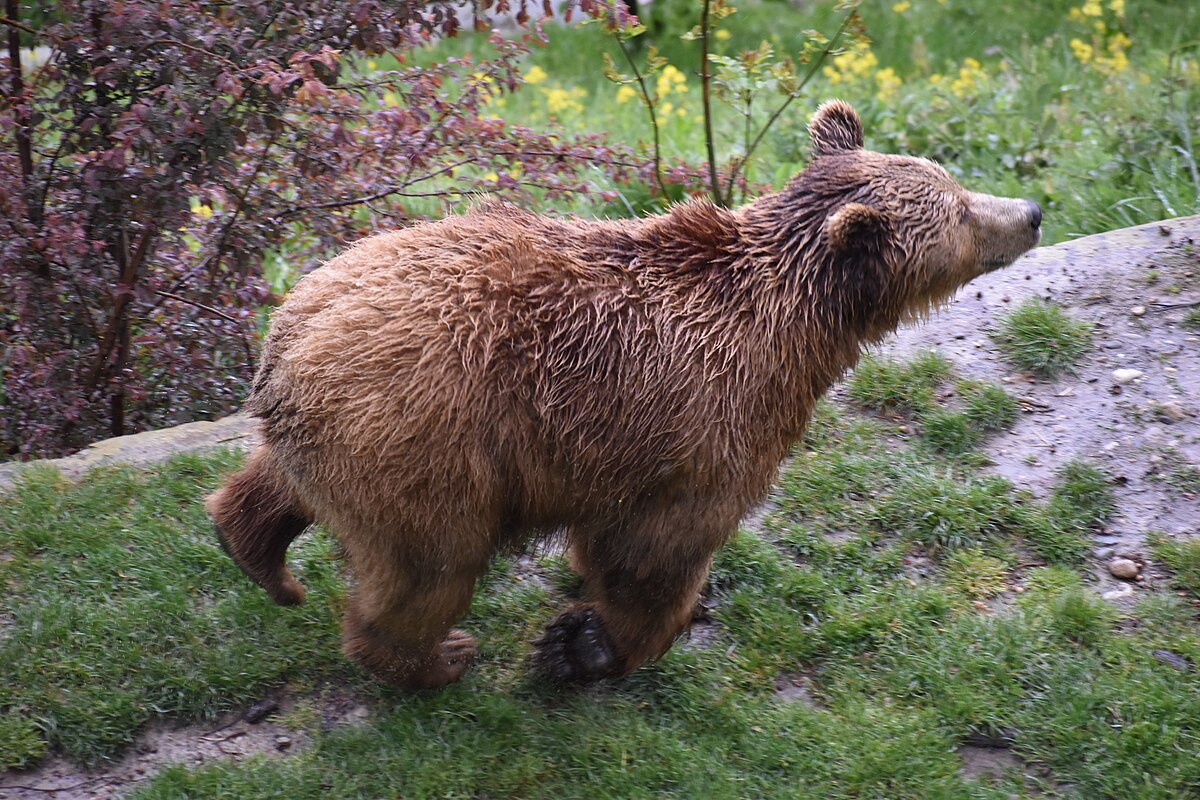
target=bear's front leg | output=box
[533,505,730,682]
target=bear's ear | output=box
[809,100,864,156]
[825,202,888,253]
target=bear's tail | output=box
[206,446,311,606]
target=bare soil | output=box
[876,215,1200,605]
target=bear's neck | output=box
[641,195,898,438]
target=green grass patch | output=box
[846,351,952,415]
[846,354,1019,457]
[0,453,359,766]
[992,298,1093,378]
[0,436,1194,799]
[1149,533,1200,597]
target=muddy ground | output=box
[3,215,1198,798]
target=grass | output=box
[846,351,1017,456]
[1149,533,1200,597]
[1,359,1197,797]
[992,298,1093,378]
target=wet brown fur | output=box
[207,101,1041,688]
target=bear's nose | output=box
[1024,200,1042,230]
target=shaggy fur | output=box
[207,101,1042,689]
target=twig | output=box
[731,10,856,193]
[0,12,38,36]
[1150,300,1200,311]
[699,0,723,207]
[615,35,669,200]
[155,290,242,324]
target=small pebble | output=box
[1111,368,1143,384]
[1130,305,1146,316]
[1152,401,1190,423]
[1108,558,1139,580]
[275,735,292,751]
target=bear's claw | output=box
[532,608,618,682]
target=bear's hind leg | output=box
[340,540,489,690]
[206,446,311,606]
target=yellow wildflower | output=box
[367,60,377,70]
[523,65,548,85]
[1108,0,1124,16]
[714,29,731,41]
[1108,31,1132,52]
[616,85,639,104]
[542,84,587,114]
[656,64,688,99]
[950,57,987,98]
[659,101,674,117]
[383,91,399,107]
[875,67,901,100]
[193,203,213,219]
[1069,38,1094,64]
[823,48,878,85]
[677,106,688,117]
[1081,0,1103,16]
[484,172,499,182]
[892,1,911,12]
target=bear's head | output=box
[799,100,1041,320]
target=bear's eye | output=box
[958,206,972,224]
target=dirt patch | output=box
[875,215,1200,607]
[0,692,370,800]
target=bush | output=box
[0,0,671,458]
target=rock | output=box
[1152,650,1194,672]
[1151,401,1191,423]
[1108,558,1140,580]
[1130,305,1147,316]
[244,698,280,724]
[275,735,292,751]
[1111,368,1143,384]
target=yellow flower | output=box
[875,66,902,100]
[714,29,731,41]
[193,203,213,219]
[677,106,688,117]
[950,57,987,98]
[542,84,586,114]
[1069,38,1094,64]
[1108,32,1132,52]
[383,91,399,107]
[1108,0,1124,16]
[659,101,674,117]
[656,64,688,99]
[892,1,911,12]
[1081,0,1103,16]
[367,60,377,70]
[523,65,548,85]
[616,85,639,104]
[824,48,878,85]
[484,172,499,182]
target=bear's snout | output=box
[1024,200,1043,231]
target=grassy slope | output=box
[2,354,1198,798]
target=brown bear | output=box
[207,101,1041,690]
